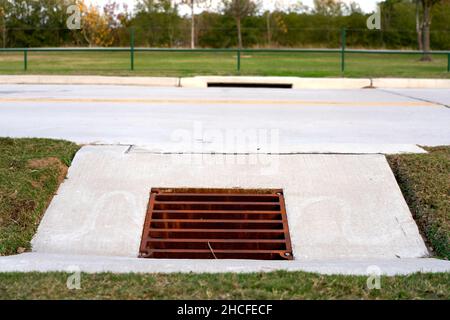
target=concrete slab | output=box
[1,253,448,275]
[31,145,428,260]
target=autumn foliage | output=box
[77,0,114,47]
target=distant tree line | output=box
[0,0,449,50]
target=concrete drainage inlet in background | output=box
[139,188,293,260]
[207,82,293,89]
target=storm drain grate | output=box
[139,188,293,260]
[207,82,293,89]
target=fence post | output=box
[448,54,450,72]
[237,48,241,73]
[340,28,346,74]
[23,49,27,71]
[130,28,135,71]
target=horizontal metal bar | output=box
[155,195,280,203]
[146,238,286,243]
[154,201,279,205]
[149,228,285,233]
[150,219,282,223]
[155,193,279,197]
[152,210,281,214]
[345,49,450,55]
[0,47,131,52]
[1,47,449,54]
[148,249,288,253]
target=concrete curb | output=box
[1,253,449,275]
[1,75,449,89]
[372,78,450,89]
[180,76,371,89]
[0,75,180,87]
[130,144,428,155]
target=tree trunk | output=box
[416,0,423,51]
[1,14,5,48]
[421,1,432,61]
[82,30,92,47]
[2,26,5,48]
[237,17,243,49]
[266,12,271,47]
[190,2,195,49]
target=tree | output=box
[133,0,181,47]
[0,0,69,47]
[0,5,6,48]
[415,0,423,51]
[179,0,210,48]
[78,0,114,47]
[313,0,344,16]
[265,10,288,47]
[417,0,443,60]
[223,0,258,48]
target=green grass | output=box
[0,139,449,300]
[387,147,450,260]
[0,138,79,256]
[0,271,449,299]
[0,51,449,78]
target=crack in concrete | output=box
[377,88,450,108]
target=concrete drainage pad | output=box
[30,145,429,263]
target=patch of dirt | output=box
[8,198,36,224]
[16,247,26,254]
[27,157,68,185]
[30,180,41,188]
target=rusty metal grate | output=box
[139,188,293,260]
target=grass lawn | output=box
[0,51,449,78]
[0,138,448,299]
[0,138,79,256]
[0,271,449,299]
[387,146,450,260]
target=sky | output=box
[86,0,380,15]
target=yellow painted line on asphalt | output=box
[0,97,438,107]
